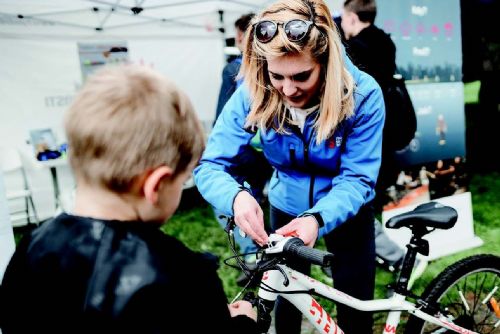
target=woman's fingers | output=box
[236,214,267,245]
[246,210,269,245]
[276,217,318,247]
[233,191,269,245]
[275,220,298,235]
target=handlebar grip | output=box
[283,238,334,267]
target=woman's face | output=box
[266,52,322,109]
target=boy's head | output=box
[65,65,205,220]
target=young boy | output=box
[0,65,257,334]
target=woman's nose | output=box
[282,79,297,96]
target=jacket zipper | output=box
[290,123,315,209]
[305,139,315,209]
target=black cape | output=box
[0,213,257,334]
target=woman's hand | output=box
[233,190,269,245]
[228,300,257,321]
[275,216,319,247]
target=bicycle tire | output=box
[405,254,500,334]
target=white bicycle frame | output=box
[257,260,478,334]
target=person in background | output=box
[431,159,456,199]
[0,65,257,334]
[341,0,395,88]
[213,12,272,287]
[215,12,256,122]
[341,0,396,206]
[436,113,447,145]
[194,0,385,332]
[451,156,468,193]
[340,0,415,274]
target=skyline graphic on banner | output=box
[376,0,462,83]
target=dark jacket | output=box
[344,24,396,87]
[0,213,257,334]
[344,24,404,208]
[215,56,242,124]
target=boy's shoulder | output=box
[26,213,211,271]
[13,212,219,298]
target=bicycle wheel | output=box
[405,254,500,334]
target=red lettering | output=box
[309,299,324,324]
[384,324,396,333]
[438,319,474,334]
[310,299,323,316]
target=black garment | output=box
[214,57,242,124]
[0,213,257,334]
[270,205,375,334]
[344,24,398,210]
[344,24,396,86]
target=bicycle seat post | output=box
[395,226,429,294]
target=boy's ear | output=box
[143,165,174,204]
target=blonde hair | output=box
[241,0,355,144]
[64,65,205,193]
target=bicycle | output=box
[223,201,500,333]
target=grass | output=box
[463,80,481,105]
[163,172,500,332]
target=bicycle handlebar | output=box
[222,217,333,268]
[265,234,334,267]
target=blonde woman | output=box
[194,0,385,332]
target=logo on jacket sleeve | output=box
[336,136,342,147]
[328,136,343,148]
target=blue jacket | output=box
[194,61,385,238]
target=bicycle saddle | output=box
[386,201,458,230]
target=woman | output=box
[194,0,385,332]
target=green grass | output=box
[464,80,481,104]
[163,172,500,331]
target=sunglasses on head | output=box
[254,18,315,43]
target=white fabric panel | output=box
[0,172,15,283]
[130,37,224,131]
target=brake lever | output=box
[222,215,236,234]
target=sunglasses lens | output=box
[255,21,277,43]
[284,20,309,41]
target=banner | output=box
[376,0,482,259]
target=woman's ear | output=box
[143,166,173,204]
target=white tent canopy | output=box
[0,0,274,38]
[0,0,341,140]
[0,0,341,220]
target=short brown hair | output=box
[65,65,205,193]
[235,13,255,32]
[343,0,377,24]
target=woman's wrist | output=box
[299,212,324,228]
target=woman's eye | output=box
[270,73,283,80]
[292,71,311,82]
